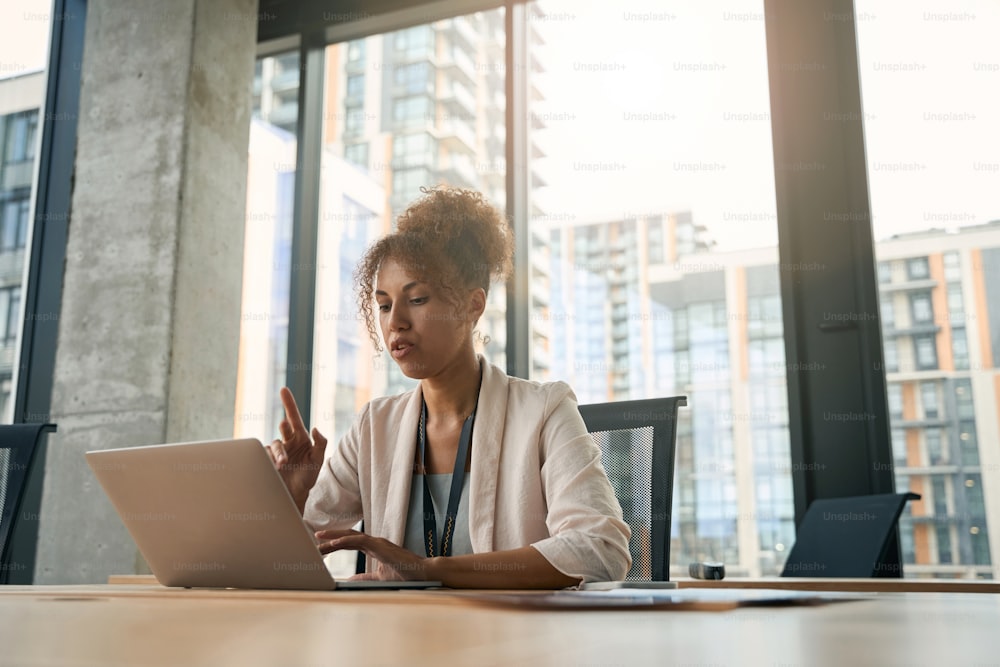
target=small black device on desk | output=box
[689,562,726,580]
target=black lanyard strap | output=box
[418,399,475,557]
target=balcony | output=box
[879,277,938,293]
[439,84,477,120]
[884,322,941,338]
[267,103,299,130]
[269,68,300,94]
[455,17,482,50]
[530,288,550,310]
[436,159,477,189]
[432,121,476,155]
[2,161,34,191]
[0,249,25,284]
[390,153,434,171]
[391,79,434,99]
[532,345,551,373]
[894,415,949,429]
[437,48,477,87]
[0,343,14,373]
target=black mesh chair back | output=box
[0,423,56,584]
[780,492,920,578]
[578,397,686,581]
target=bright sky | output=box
[0,0,50,79]
[531,0,1000,249]
[1,0,996,251]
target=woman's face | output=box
[374,257,483,379]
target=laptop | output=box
[86,438,441,590]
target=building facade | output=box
[239,8,555,442]
[0,70,44,423]
[540,212,1000,578]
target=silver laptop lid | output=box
[86,438,336,590]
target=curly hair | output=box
[355,186,514,351]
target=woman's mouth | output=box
[391,341,414,359]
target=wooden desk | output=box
[3,584,1000,666]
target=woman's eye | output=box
[410,297,429,305]
[377,303,390,313]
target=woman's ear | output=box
[468,287,487,322]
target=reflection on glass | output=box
[857,0,999,578]
[0,78,45,422]
[526,0,789,576]
[312,9,507,449]
[236,10,510,463]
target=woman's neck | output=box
[420,352,482,421]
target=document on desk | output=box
[452,587,866,611]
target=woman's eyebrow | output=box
[375,281,424,296]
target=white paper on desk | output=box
[570,588,866,605]
[451,588,868,612]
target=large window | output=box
[234,0,999,582]
[859,0,1000,578]
[234,51,299,441]
[525,0,789,576]
[313,10,507,448]
[236,14,509,566]
[0,13,47,421]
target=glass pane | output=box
[233,51,299,441]
[526,0,789,576]
[0,0,50,423]
[312,7,507,436]
[858,0,1000,578]
[313,9,508,576]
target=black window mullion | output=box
[284,35,327,426]
[764,0,900,571]
[504,0,530,379]
[9,0,87,584]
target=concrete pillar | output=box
[34,0,258,583]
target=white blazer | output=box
[304,357,632,583]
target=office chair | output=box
[0,423,56,584]
[780,491,920,578]
[578,396,687,581]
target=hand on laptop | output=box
[267,387,328,513]
[316,529,427,582]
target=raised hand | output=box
[266,387,327,512]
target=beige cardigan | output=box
[303,358,632,583]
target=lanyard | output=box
[418,399,475,557]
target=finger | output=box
[315,528,362,541]
[317,534,367,556]
[267,440,288,467]
[312,428,328,456]
[347,572,381,581]
[279,387,308,434]
[316,534,364,555]
[278,418,293,441]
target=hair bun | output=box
[396,186,513,287]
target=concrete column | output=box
[35,0,258,583]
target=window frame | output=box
[15,0,913,580]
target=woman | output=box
[269,186,630,588]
